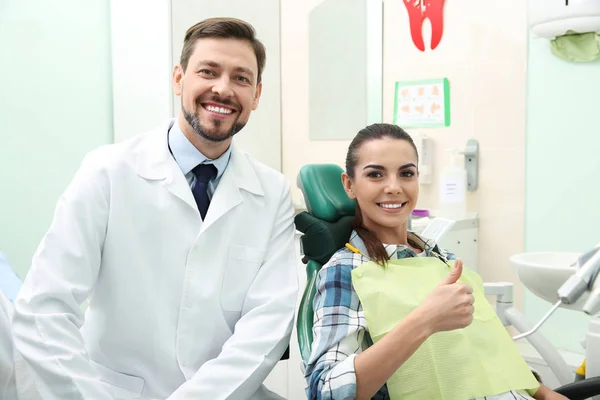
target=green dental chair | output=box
[293,163,600,400]
[294,163,355,364]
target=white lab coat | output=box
[11,120,298,400]
[0,292,14,399]
[0,292,40,400]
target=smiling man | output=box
[174,22,264,155]
[12,18,297,400]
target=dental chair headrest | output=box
[296,164,355,222]
[295,164,356,265]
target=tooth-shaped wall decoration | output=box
[403,0,446,51]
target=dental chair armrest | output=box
[554,376,600,400]
[483,282,514,303]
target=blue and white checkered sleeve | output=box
[304,254,367,400]
[438,247,457,261]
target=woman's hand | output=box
[417,259,475,334]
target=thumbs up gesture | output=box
[439,258,465,286]
[418,259,475,334]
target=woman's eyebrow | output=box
[363,163,417,171]
[363,164,385,170]
[399,163,417,169]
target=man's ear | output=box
[251,82,262,110]
[173,65,184,96]
[341,172,355,199]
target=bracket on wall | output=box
[460,139,479,191]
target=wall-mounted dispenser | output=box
[529,0,600,39]
[409,131,433,185]
[461,139,479,192]
[529,0,600,62]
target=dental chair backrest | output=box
[294,164,356,364]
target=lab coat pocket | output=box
[221,245,266,311]
[90,360,145,400]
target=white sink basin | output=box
[510,252,589,310]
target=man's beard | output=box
[182,103,246,143]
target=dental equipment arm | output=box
[513,244,600,340]
[513,244,600,342]
[505,245,600,395]
[557,245,600,316]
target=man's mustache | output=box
[196,95,239,109]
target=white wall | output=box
[0,0,113,278]
[110,0,173,143]
[281,0,357,206]
[308,0,371,141]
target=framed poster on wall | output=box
[393,78,450,128]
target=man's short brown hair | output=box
[180,17,266,84]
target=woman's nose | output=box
[384,179,403,194]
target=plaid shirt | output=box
[304,231,536,400]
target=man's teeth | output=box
[379,203,403,209]
[205,105,232,114]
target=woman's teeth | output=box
[379,203,404,209]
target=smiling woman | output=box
[341,124,420,263]
[304,122,568,400]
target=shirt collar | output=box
[348,230,437,260]
[168,118,231,179]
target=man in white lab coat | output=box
[0,289,39,400]
[11,17,298,400]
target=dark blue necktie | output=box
[192,163,217,219]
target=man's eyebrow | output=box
[195,60,220,69]
[234,66,254,78]
[194,61,255,79]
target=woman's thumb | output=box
[439,259,463,285]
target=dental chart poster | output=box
[393,78,450,128]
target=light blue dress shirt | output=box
[168,119,232,199]
[0,252,22,302]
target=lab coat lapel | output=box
[135,119,198,211]
[199,144,264,234]
[164,168,197,211]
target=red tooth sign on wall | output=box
[403,0,446,51]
